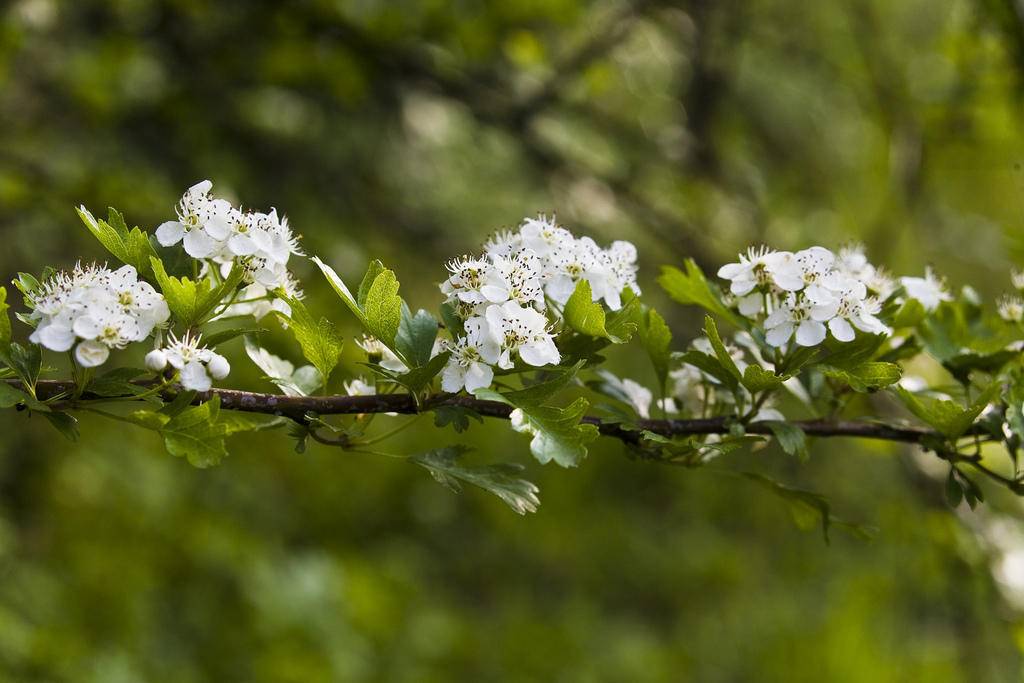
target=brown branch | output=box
[22,379,960,447]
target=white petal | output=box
[155,221,185,247]
[207,354,231,380]
[204,216,231,241]
[737,293,763,317]
[765,323,794,347]
[188,179,213,194]
[72,316,103,339]
[37,324,76,352]
[828,317,856,342]
[183,229,216,258]
[463,362,494,393]
[795,320,826,347]
[228,233,257,256]
[717,263,747,279]
[180,361,212,392]
[441,362,466,393]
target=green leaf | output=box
[564,280,615,341]
[704,316,742,387]
[741,472,874,544]
[411,446,541,515]
[742,365,790,393]
[638,308,672,390]
[894,383,1001,439]
[201,324,268,349]
[679,350,736,388]
[0,382,32,408]
[132,396,231,468]
[765,421,809,461]
[357,259,387,309]
[658,260,742,328]
[371,351,451,395]
[42,412,79,441]
[433,405,484,433]
[820,361,902,393]
[0,342,41,394]
[363,268,403,347]
[945,469,964,507]
[275,297,344,387]
[396,305,439,367]
[149,257,244,327]
[312,256,408,364]
[77,206,159,277]
[500,361,586,403]
[86,367,151,397]
[475,388,598,468]
[439,301,465,339]
[0,287,9,345]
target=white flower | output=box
[441,318,499,393]
[601,372,653,418]
[356,335,407,373]
[145,349,168,372]
[484,301,560,369]
[344,377,376,396]
[480,249,545,308]
[244,337,320,396]
[1011,269,1024,292]
[999,295,1024,323]
[441,255,494,306]
[518,214,573,258]
[764,294,829,347]
[717,246,792,296]
[483,229,523,258]
[159,332,228,392]
[901,267,952,311]
[155,180,232,258]
[27,263,170,367]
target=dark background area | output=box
[2,0,1024,680]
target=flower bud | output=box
[145,349,168,372]
[207,353,231,380]
[74,340,110,368]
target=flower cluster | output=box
[439,215,639,392]
[717,245,897,347]
[145,332,230,392]
[27,263,170,367]
[155,180,304,314]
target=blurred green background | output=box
[3,0,1024,680]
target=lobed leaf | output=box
[411,446,541,515]
[658,260,742,328]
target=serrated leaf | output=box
[77,206,159,278]
[86,367,151,397]
[638,308,672,391]
[150,257,244,327]
[765,421,809,461]
[500,360,586,403]
[275,297,343,387]
[820,362,902,393]
[0,287,9,345]
[411,446,541,514]
[364,268,403,347]
[0,382,31,408]
[658,260,742,327]
[476,387,598,467]
[0,342,41,394]
[894,383,1000,439]
[158,396,229,468]
[371,351,450,394]
[945,469,964,507]
[42,412,79,441]
[433,405,484,433]
[201,324,268,348]
[564,280,614,340]
[741,472,874,543]
[357,260,387,309]
[396,304,439,367]
[704,316,742,388]
[742,365,790,393]
[313,256,409,364]
[679,349,736,387]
